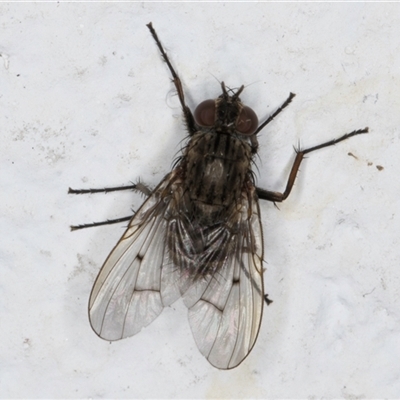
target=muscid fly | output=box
[69,23,368,369]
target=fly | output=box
[69,22,369,369]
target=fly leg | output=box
[264,294,273,306]
[68,182,153,231]
[70,216,133,231]
[254,92,296,136]
[250,92,296,153]
[257,127,369,202]
[146,22,196,135]
[68,182,152,196]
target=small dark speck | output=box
[348,152,358,160]
[376,165,384,171]
[16,74,20,77]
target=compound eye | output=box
[194,99,216,127]
[237,106,258,135]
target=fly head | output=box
[194,82,259,140]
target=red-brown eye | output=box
[194,99,216,127]
[237,106,258,135]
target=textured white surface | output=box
[0,2,398,398]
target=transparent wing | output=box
[89,171,264,368]
[89,172,180,341]
[185,191,264,369]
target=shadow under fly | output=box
[69,22,368,370]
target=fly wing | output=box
[89,172,181,341]
[185,190,264,369]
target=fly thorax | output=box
[183,131,252,221]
